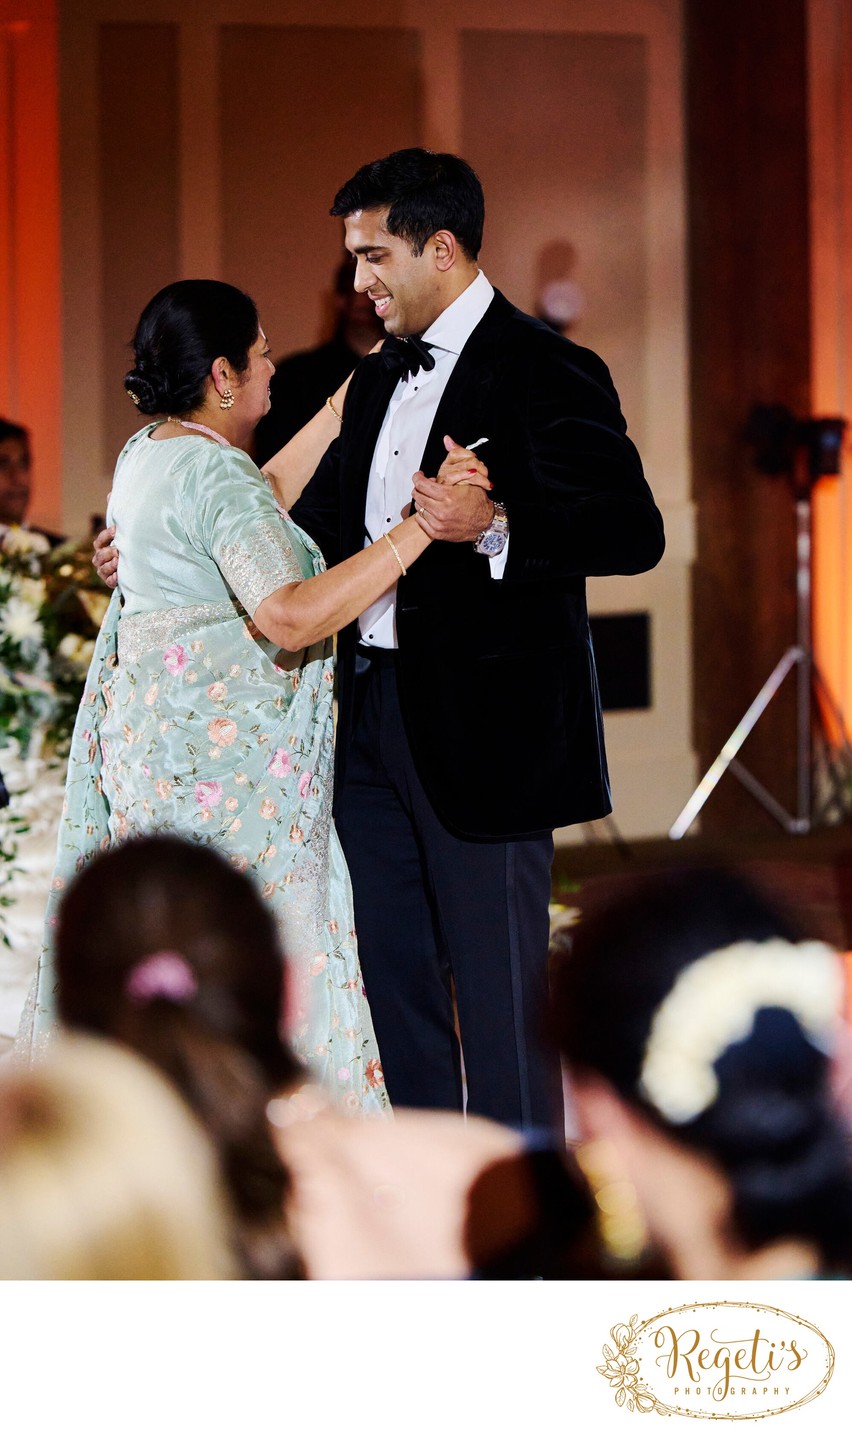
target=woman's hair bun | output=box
[124,365,169,416]
[124,279,259,419]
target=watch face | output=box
[475,530,507,556]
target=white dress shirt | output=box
[359,270,506,648]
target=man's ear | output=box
[431,229,459,272]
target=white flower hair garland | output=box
[639,939,845,1124]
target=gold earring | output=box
[219,387,234,410]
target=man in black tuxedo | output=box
[289,149,665,1130]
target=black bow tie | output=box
[379,334,436,379]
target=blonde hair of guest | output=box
[0,1035,234,1280]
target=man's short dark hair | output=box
[331,148,484,261]
[0,418,30,452]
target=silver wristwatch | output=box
[473,500,509,557]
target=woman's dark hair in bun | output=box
[550,866,852,1273]
[124,279,259,416]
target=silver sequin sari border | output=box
[117,600,242,666]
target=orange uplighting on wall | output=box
[808,0,852,737]
[0,0,62,532]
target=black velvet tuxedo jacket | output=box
[290,289,665,841]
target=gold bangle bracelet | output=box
[382,531,407,576]
[325,394,343,424]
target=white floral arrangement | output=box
[0,525,109,757]
[0,737,66,1046]
[0,527,54,749]
[0,526,110,963]
[639,938,845,1124]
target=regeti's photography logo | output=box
[597,1301,834,1420]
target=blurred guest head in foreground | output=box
[550,867,852,1279]
[55,835,303,1279]
[0,1033,233,1279]
[53,836,594,1280]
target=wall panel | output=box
[98,23,179,473]
[686,0,810,834]
[219,25,421,360]
[461,30,647,446]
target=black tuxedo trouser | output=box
[335,646,563,1131]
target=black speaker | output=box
[589,611,651,712]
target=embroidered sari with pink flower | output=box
[28,425,388,1114]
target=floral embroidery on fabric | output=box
[27,431,388,1115]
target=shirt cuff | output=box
[488,534,509,579]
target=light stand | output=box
[670,409,850,840]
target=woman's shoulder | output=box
[113,430,264,514]
[189,439,267,490]
[119,428,262,475]
[137,436,268,503]
[116,423,159,463]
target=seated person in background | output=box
[54,834,596,1280]
[549,866,852,1280]
[0,418,63,546]
[252,258,383,465]
[0,1033,233,1279]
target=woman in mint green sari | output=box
[26,279,449,1113]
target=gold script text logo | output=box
[597,1301,834,1419]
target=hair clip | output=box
[126,951,198,1004]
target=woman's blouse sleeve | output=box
[189,446,306,616]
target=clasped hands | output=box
[91,434,495,589]
[411,435,494,542]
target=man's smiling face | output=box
[344,208,444,338]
